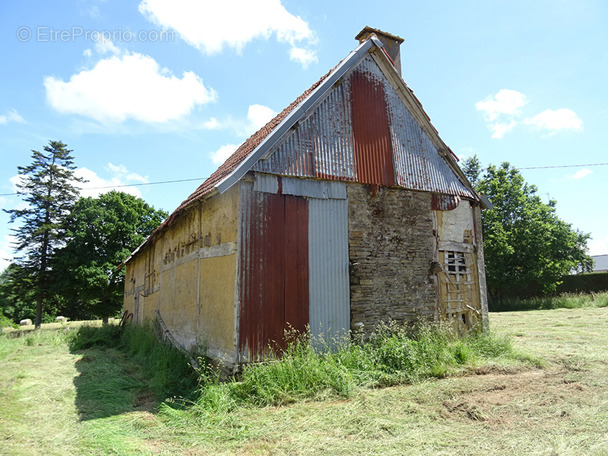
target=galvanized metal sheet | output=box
[254,173,347,200]
[308,198,350,346]
[253,81,357,181]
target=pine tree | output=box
[4,141,85,328]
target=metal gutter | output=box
[215,37,384,195]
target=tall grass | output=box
[490,291,608,312]
[170,322,534,422]
[69,323,198,400]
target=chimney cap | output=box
[355,26,404,44]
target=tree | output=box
[4,141,84,328]
[52,191,167,323]
[462,157,592,299]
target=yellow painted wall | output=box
[123,184,240,363]
[196,186,239,359]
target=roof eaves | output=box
[214,37,381,195]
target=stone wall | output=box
[347,184,438,333]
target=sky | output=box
[1,0,607,272]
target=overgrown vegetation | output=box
[161,322,534,425]
[489,291,608,312]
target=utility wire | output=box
[518,163,608,170]
[1,161,607,197]
[0,176,208,197]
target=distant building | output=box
[592,255,608,273]
[122,27,489,368]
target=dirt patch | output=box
[440,367,590,428]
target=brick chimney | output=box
[355,26,404,76]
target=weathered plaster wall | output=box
[347,184,437,333]
[123,185,240,363]
[197,185,239,363]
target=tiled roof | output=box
[149,68,334,242]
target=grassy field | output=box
[1,308,607,455]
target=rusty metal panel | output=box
[348,66,395,186]
[253,82,356,181]
[284,195,309,334]
[238,188,309,360]
[308,198,350,345]
[431,194,461,211]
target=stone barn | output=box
[123,28,489,367]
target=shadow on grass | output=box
[69,324,198,421]
[72,347,156,420]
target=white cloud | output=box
[210,144,239,165]
[138,0,317,67]
[75,164,149,198]
[94,37,120,55]
[202,104,276,136]
[0,108,25,125]
[246,104,276,131]
[476,89,527,139]
[588,235,608,256]
[290,46,318,68]
[490,121,517,140]
[202,117,220,129]
[570,168,592,180]
[44,52,216,123]
[476,89,528,122]
[524,108,583,134]
[83,48,93,58]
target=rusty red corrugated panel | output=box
[431,194,461,211]
[349,69,395,186]
[283,195,309,334]
[238,190,309,359]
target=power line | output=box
[1,161,607,198]
[0,176,208,197]
[518,163,608,170]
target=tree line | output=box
[1,141,167,327]
[0,142,594,326]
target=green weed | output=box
[177,322,530,415]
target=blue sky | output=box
[1,0,607,272]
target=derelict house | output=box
[123,28,489,368]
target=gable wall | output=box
[253,54,474,200]
[348,184,438,332]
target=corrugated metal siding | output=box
[308,198,350,345]
[431,194,461,211]
[254,173,347,200]
[238,187,309,360]
[254,53,474,199]
[253,82,356,180]
[349,66,395,186]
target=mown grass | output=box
[2,304,607,455]
[489,290,608,312]
[69,322,198,400]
